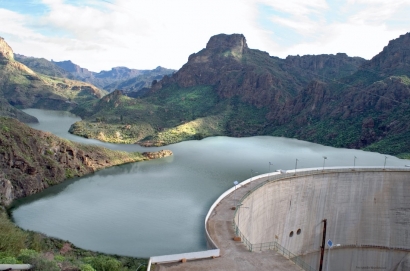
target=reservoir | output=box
[11,109,409,258]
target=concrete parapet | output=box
[235,168,410,271]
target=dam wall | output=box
[235,168,410,271]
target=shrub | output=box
[0,256,20,264]
[17,249,59,271]
[81,264,97,271]
[54,254,65,262]
[0,213,27,256]
[86,255,122,271]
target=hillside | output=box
[0,116,172,206]
[0,97,38,123]
[266,33,410,156]
[0,37,106,122]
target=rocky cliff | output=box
[151,34,290,108]
[151,34,365,109]
[0,117,172,206]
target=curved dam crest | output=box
[235,168,410,271]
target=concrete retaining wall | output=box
[236,168,410,271]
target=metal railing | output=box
[232,167,410,271]
[236,167,410,205]
[233,222,316,271]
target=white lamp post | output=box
[322,156,327,170]
[250,169,258,191]
[294,159,299,175]
[269,162,273,180]
[233,180,239,207]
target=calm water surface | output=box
[11,109,409,258]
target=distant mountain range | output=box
[0,37,106,122]
[2,32,410,157]
[15,54,175,93]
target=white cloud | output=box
[0,0,409,72]
[257,0,328,16]
[275,23,405,59]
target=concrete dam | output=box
[235,168,410,271]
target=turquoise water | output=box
[11,109,409,258]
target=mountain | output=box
[264,33,410,156]
[151,34,365,108]
[17,55,176,93]
[52,60,175,92]
[14,54,73,78]
[68,34,368,145]
[0,37,106,122]
[107,66,176,93]
[69,33,410,157]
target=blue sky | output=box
[0,0,409,72]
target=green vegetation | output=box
[0,209,148,271]
[0,210,27,257]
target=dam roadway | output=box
[151,170,304,271]
[151,167,410,271]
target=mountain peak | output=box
[0,37,14,61]
[206,33,248,52]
